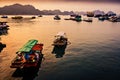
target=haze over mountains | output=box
[0,4,74,15]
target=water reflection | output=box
[0,42,6,53]
[52,44,67,58]
[0,15,120,80]
[0,28,8,35]
[10,18,34,23]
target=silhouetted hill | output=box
[0,4,73,15]
[0,4,42,15]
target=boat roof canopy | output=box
[17,39,38,53]
[56,32,66,37]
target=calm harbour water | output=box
[0,15,120,80]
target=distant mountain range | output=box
[0,4,74,15]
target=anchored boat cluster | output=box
[0,22,9,53]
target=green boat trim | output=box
[17,39,38,53]
[76,18,82,21]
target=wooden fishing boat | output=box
[12,16,23,19]
[38,15,42,17]
[75,15,82,22]
[0,22,9,30]
[83,18,93,22]
[1,15,8,18]
[54,15,61,20]
[10,39,43,68]
[52,32,68,46]
[31,16,36,19]
[70,15,82,22]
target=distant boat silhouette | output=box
[31,16,36,19]
[0,22,9,30]
[83,18,93,22]
[38,15,42,17]
[12,16,23,19]
[0,28,8,35]
[1,15,8,18]
[54,15,61,20]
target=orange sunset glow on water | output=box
[0,0,120,80]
